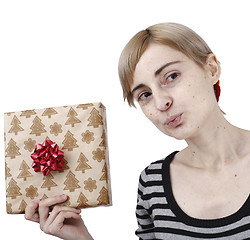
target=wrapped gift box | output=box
[4,102,112,214]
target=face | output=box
[132,43,220,140]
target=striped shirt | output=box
[135,151,250,239]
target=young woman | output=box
[25,23,250,239]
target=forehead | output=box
[133,43,188,83]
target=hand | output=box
[25,195,94,240]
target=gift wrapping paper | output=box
[4,102,112,214]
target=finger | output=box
[39,195,68,227]
[52,211,81,232]
[43,211,81,237]
[25,199,40,222]
[46,206,81,226]
[55,211,82,225]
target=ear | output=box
[205,54,221,85]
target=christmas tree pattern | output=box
[6,112,14,116]
[4,102,110,213]
[77,192,90,208]
[99,103,105,110]
[25,185,38,199]
[17,160,33,181]
[59,157,70,172]
[41,173,58,191]
[6,201,12,214]
[6,178,22,199]
[8,115,24,135]
[97,187,109,205]
[87,107,103,128]
[41,194,48,200]
[99,131,106,147]
[30,116,46,136]
[76,103,93,110]
[19,200,27,213]
[60,197,71,207]
[65,107,81,127]
[62,131,79,151]
[5,138,21,159]
[64,171,81,192]
[45,135,52,141]
[42,108,58,118]
[20,110,36,118]
[75,153,92,173]
[5,163,12,180]
[100,163,108,182]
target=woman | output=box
[25,23,250,239]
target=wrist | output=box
[79,225,94,240]
[82,230,94,240]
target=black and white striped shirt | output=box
[136,151,250,239]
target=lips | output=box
[165,113,183,127]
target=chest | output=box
[170,164,250,219]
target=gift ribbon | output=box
[31,140,64,176]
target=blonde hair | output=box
[118,22,216,107]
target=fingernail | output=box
[76,209,81,213]
[33,199,40,204]
[61,194,67,200]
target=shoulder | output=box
[140,151,178,178]
[139,159,164,183]
[138,151,178,189]
[137,158,165,202]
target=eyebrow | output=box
[154,60,181,76]
[131,60,182,95]
[131,84,146,95]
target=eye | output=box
[165,72,179,83]
[138,91,152,101]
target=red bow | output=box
[31,140,64,176]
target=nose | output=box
[154,91,172,111]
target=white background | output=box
[1,0,250,239]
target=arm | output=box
[135,172,155,240]
[25,195,94,240]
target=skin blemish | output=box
[235,174,237,177]
[192,96,195,98]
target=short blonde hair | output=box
[118,22,216,107]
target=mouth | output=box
[165,113,183,128]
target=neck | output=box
[185,110,247,170]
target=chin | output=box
[159,124,192,141]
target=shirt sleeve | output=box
[135,170,156,240]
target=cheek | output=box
[184,80,213,106]
[143,109,154,120]
[141,106,159,124]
